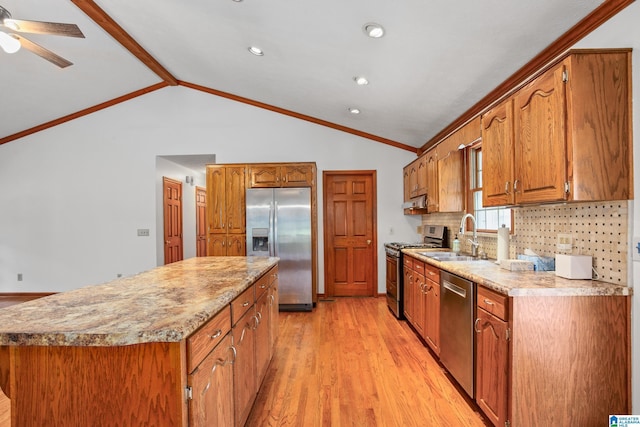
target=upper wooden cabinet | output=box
[249,163,315,188]
[483,49,632,206]
[482,98,516,207]
[206,165,247,256]
[425,150,438,212]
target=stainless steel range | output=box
[384,225,447,318]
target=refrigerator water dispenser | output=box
[251,228,269,252]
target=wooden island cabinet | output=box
[0,257,279,427]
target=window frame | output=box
[464,141,514,234]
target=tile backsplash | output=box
[422,200,629,285]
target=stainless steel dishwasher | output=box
[440,270,475,398]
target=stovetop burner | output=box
[384,225,448,251]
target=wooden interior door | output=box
[163,177,183,265]
[323,171,377,297]
[195,186,207,257]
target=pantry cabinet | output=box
[206,165,247,256]
[482,49,632,206]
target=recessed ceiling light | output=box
[248,46,264,56]
[363,23,385,38]
[348,107,361,114]
[354,76,369,85]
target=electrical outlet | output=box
[417,225,423,234]
[557,233,573,251]
[137,229,150,237]
[17,273,23,281]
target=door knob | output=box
[367,240,372,245]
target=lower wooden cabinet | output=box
[187,334,235,427]
[475,286,509,427]
[255,286,271,385]
[423,263,440,355]
[208,234,246,256]
[475,307,508,427]
[233,306,258,427]
[187,265,279,427]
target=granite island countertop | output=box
[0,256,278,347]
[403,248,632,297]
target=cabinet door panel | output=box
[282,164,315,187]
[188,334,234,427]
[255,292,271,384]
[426,152,439,212]
[249,165,280,187]
[437,150,463,212]
[207,167,227,234]
[233,308,257,427]
[482,98,515,207]
[226,166,246,234]
[424,280,440,355]
[514,63,567,203]
[475,308,509,427]
[208,234,227,256]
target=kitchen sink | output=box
[417,251,478,262]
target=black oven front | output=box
[384,225,447,319]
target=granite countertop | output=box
[403,249,632,297]
[0,256,278,347]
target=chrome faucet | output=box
[459,213,480,257]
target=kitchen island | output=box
[0,256,279,426]
[403,248,631,427]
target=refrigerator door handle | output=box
[273,201,279,256]
[268,201,275,256]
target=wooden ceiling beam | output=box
[71,0,178,86]
[420,0,635,154]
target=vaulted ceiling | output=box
[0,0,630,152]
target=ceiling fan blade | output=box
[14,35,73,68]
[4,19,84,38]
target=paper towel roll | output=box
[497,225,509,262]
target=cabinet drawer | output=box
[232,285,255,326]
[477,286,508,320]
[187,305,231,372]
[403,256,414,270]
[424,263,440,283]
[412,259,425,275]
[255,274,270,299]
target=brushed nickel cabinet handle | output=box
[210,329,222,339]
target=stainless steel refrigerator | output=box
[246,188,312,311]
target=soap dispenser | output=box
[452,234,461,254]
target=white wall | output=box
[575,1,639,413]
[0,86,418,293]
[155,157,207,265]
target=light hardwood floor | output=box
[247,297,488,426]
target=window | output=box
[467,144,512,232]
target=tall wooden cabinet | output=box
[482,49,632,207]
[206,165,247,256]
